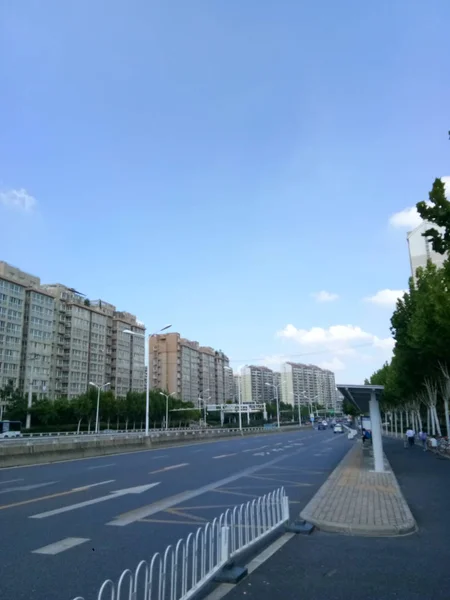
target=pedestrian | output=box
[419,430,427,451]
[362,427,366,445]
[405,426,415,448]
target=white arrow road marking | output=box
[253,452,266,456]
[0,482,57,495]
[30,483,160,519]
[32,537,90,555]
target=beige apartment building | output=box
[149,332,230,405]
[0,261,145,401]
[280,362,336,409]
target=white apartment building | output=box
[407,221,447,279]
[240,365,276,404]
[280,362,336,409]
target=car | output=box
[334,424,343,434]
[317,423,326,430]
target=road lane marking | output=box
[140,518,203,526]
[151,455,169,460]
[212,488,259,499]
[32,537,90,555]
[108,437,348,526]
[30,483,160,519]
[242,445,268,453]
[87,463,116,470]
[149,463,188,474]
[213,454,237,459]
[0,481,57,495]
[72,480,116,492]
[0,478,25,486]
[247,474,312,487]
[0,480,113,511]
[165,508,207,522]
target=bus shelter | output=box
[337,384,385,473]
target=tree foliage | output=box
[416,177,450,255]
[368,176,450,420]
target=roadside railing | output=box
[73,487,289,600]
[1,425,303,446]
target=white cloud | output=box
[319,357,345,371]
[276,323,394,358]
[388,175,450,230]
[364,289,406,307]
[0,188,36,212]
[311,290,339,303]
[388,206,422,229]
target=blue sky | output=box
[1,0,450,383]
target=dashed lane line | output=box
[32,537,90,555]
[149,463,188,475]
[213,454,237,459]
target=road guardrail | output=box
[72,486,289,600]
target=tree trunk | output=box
[116,416,119,430]
[77,418,82,434]
[394,412,398,437]
[416,410,423,432]
[444,397,450,437]
[400,410,404,437]
[88,419,91,433]
[433,406,442,437]
[125,419,129,432]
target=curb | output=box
[300,443,417,538]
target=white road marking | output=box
[253,452,266,456]
[30,482,159,519]
[242,445,268,453]
[213,454,236,459]
[149,463,188,474]
[151,455,169,459]
[0,481,57,495]
[32,537,90,555]
[72,480,116,492]
[87,463,116,470]
[0,478,25,486]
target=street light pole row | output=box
[123,324,172,436]
[89,381,111,433]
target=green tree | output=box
[416,178,450,255]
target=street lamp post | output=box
[301,392,319,420]
[159,391,176,430]
[26,354,41,430]
[289,392,302,426]
[265,382,281,428]
[123,324,172,436]
[89,381,111,433]
[198,389,210,425]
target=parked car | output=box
[333,424,343,434]
[317,422,327,430]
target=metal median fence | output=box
[73,486,289,600]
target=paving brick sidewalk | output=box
[299,440,416,535]
[221,439,450,600]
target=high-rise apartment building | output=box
[280,362,336,409]
[241,365,276,404]
[407,221,447,279]
[149,332,230,405]
[0,261,145,400]
[224,366,234,402]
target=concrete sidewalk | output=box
[220,438,450,600]
[299,440,416,536]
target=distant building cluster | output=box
[234,363,341,411]
[0,260,342,412]
[0,261,145,400]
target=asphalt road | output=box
[0,427,351,600]
[224,437,450,600]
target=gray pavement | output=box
[222,437,450,600]
[300,441,416,535]
[0,427,351,600]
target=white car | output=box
[333,424,343,434]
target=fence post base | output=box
[285,520,315,535]
[214,563,248,584]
